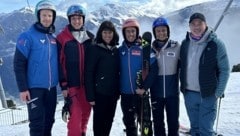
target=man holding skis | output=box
[179,12,230,136]
[119,18,152,136]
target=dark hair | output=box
[95,21,119,46]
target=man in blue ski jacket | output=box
[119,18,152,136]
[14,1,58,136]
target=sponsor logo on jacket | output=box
[131,50,141,56]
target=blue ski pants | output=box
[184,90,217,136]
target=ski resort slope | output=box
[0,73,239,135]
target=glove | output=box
[136,70,143,89]
[62,96,72,122]
[152,40,165,52]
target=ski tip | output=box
[142,31,152,43]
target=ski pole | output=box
[0,24,4,34]
[215,97,222,134]
[214,0,233,31]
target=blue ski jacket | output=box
[14,24,59,92]
[119,41,143,94]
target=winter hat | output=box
[122,18,140,41]
[67,5,86,24]
[152,17,170,39]
[35,0,56,24]
[189,12,206,23]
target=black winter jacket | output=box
[85,43,120,102]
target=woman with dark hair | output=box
[85,20,120,136]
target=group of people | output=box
[13,0,230,136]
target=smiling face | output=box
[39,9,54,27]
[124,27,137,42]
[154,26,168,41]
[70,15,84,30]
[102,30,113,44]
[189,19,207,37]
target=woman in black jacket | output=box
[85,20,120,136]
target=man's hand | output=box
[136,70,143,88]
[62,90,68,98]
[89,101,95,106]
[20,90,31,102]
[136,88,145,95]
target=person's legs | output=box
[28,88,45,136]
[79,87,91,135]
[121,94,138,136]
[199,95,217,136]
[151,97,166,136]
[103,96,118,136]
[67,87,83,136]
[184,91,201,136]
[93,93,118,136]
[43,87,57,136]
[166,96,179,136]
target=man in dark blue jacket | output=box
[14,1,58,136]
[180,12,230,136]
[119,18,152,136]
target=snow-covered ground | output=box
[0,73,239,136]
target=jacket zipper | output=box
[128,48,134,94]
[162,50,166,98]
[46,34,51,90]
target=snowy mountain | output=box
[0,0,239,99]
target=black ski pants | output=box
[151,96,179,136]
[93,93,118,136]
[120,94,141,136]
[27,87,57,136]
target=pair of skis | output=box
[136,31,153,136]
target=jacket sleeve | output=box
[56,40,68,91]
[143,59,158,91]
[215,39,230,98]
[84,45,98,102]
[13,33,30,92]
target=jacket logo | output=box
[18,39,26,46]
[50,39,56,44]
[131,50,141,56]
[31,103,37,109]
[40,39,45,44]
[121,51,126,56]
[167,52,175,57]
[150,53,156,58]
[27,97,38,109]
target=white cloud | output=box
[148,0,215,14]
